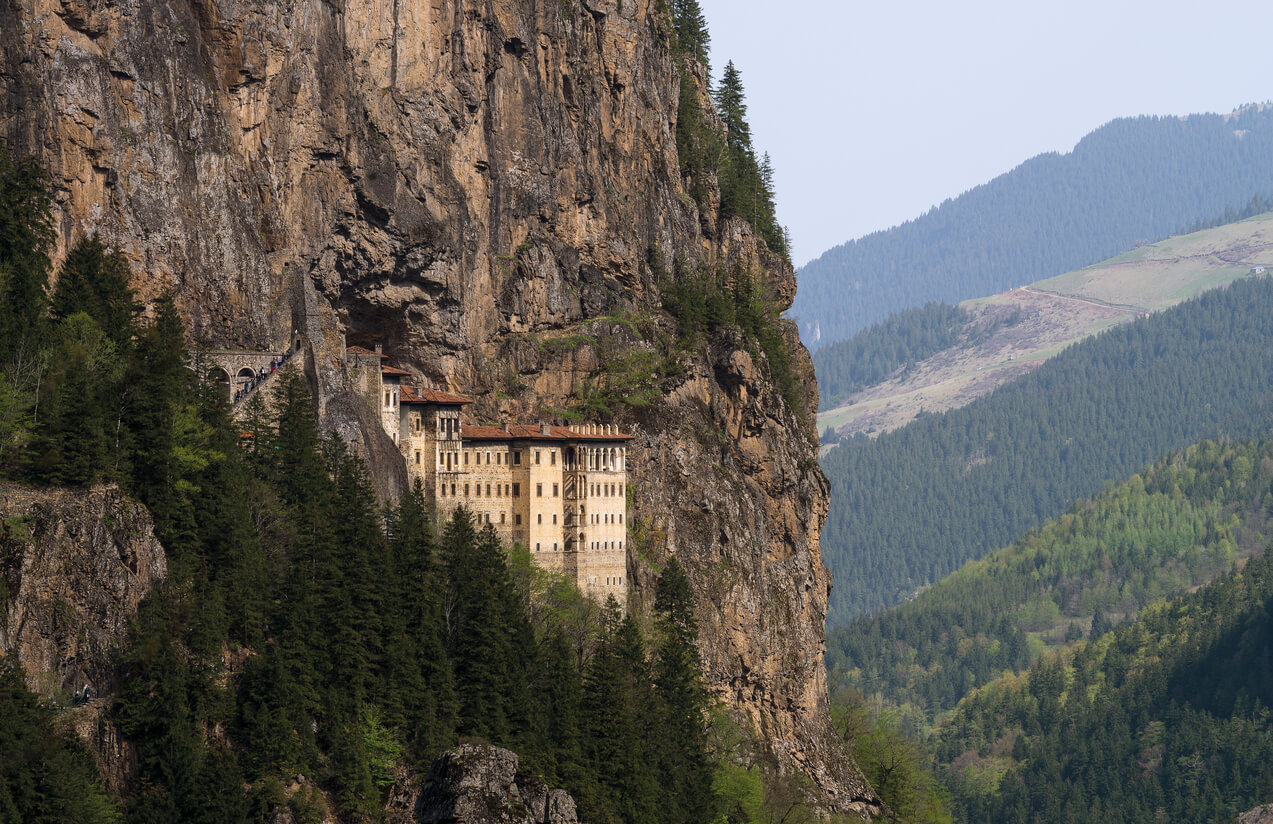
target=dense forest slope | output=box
[792,104,1273,349]
[820,275,1273,623]
[817,209,1273,437]
[939,537,1273,822]
[0,0,874,817]
[828,439,1273,725]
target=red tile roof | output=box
[346,346,387,358]
[399,385,473,405]
[380,365,411,376]
[462,424,633,442]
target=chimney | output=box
[503,422,511,434]
[541,423,551,436]
[374,343,382,355]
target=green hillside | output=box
[827,439,1273,726]
[938,543,1273,822]
[792,105,1273,350]
[819,275,1273,623]
[817,210,1273,440]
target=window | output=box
[512,483,520,497]
[464,484,470,496]
[619,513,623,524]
[451,484,456,496]
[475,485,481,497]
[486,484,491,496]
[485,513,491,523]
[384,392,390,406]
[535,542,541,551]
[515,514,522,525]
[536,483,542,497]
[537,513,542,525]
[619,541,623,550]
[552,483,559,497]
[550,451,556,466]
[535,451,541,465]
[513,451,520,465]
[553,542,558,551]
[464,452,469,465]
[486,451,491,465]
[440,485,445,497]
[415,451,421,465]
[552,513,557,524]
[500,513,506,524]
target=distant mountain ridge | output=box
[820,275,1273,623]
[793,103,1273,349]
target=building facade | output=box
[348,345,632,606]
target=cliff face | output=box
[0,482,167,696]
[1,0,875,811]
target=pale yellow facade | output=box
[348,346,631,607]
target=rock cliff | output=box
[1,0,876,812]
[393,743,577,824]
[0,482,167,698]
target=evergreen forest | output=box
[819,275,1273,623]
[828,438,1273,727]
[0,139,825,823]
[811,302,1024,412]
[939,534,1273,822]
[821,438,1273,823]
[792,106,1273,349]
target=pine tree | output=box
[0,143,54,360]
[50,235,137,349]
[670,0,710,72]
[125,295,196,543]
[652,558,717,823]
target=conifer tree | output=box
[384,480,457,759]
[652,558,717,824]
[0,662,119,824]
[125,295,197,543]
[670,0,710,72]
[0,143,54,359]
[51,235,137,349]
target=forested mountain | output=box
[820,274,1273,624]
[812,303,969,411]
[827,439,1273,725]
[792,104,1273,349]
[939,543,1273,822]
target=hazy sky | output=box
[697,0,1273,267]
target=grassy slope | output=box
[818,212,1273,441]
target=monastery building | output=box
[347,345,631,606]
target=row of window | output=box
[533,540,624,552]
[588,482,623,498]
[590,512,621,525]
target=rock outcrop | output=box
[0,482,167,697]
[402,743,577,824]
[1240,805,1273,824]
[1,0,876,811]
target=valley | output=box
[819,212,1273,441]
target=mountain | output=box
[820,274,1273,624]
[0,0,876,819]
[828,438,1273,724]
[792,105,1273,350]
[939,533,1273,822]
[817,209,1273,438]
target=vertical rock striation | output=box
[2,0,877,811]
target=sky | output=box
[696,0,1273,267]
